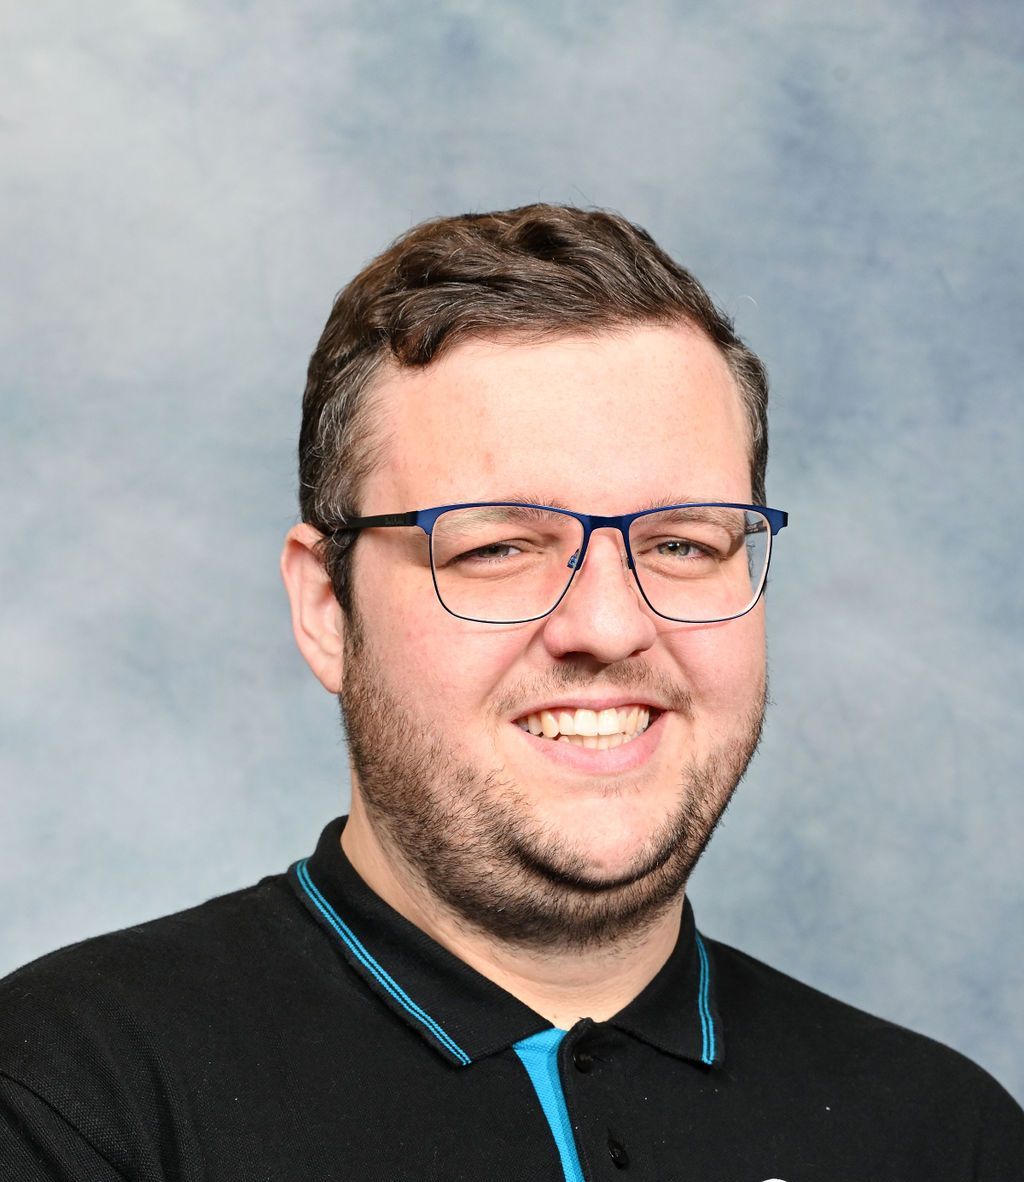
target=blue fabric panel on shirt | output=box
[513,1028,585,1182]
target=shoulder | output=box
[0,873,310,1087]
[698,936,1024,1177]
[705,934,1023,1130]
[0,874,312,1174]
[2,873,295,1003]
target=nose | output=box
[540,529,658,663]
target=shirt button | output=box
[607,1137,629,1169]
[572,1047,593,1073]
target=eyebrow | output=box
[441,503,566,529]
[485,493,733,513]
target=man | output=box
[1,204,1021,1181]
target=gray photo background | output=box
[2,1,1021,1101]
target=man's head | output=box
[297,204,769,617]
[283,205,773,951]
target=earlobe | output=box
[280,524,346,694]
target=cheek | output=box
[667,608,766,713]
[362,557,526,720]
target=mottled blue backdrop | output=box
[2,2,1021,1101]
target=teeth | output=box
[597,708,619,736]
[574,709,599,737]
[517,705,655,745]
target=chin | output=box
[533,793,675,877]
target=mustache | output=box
[493,658,694,719]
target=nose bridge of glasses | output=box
[568,516,635,574]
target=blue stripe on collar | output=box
[695,932,716,1065]
[295,858,472,1066]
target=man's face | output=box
[340,323,766,948]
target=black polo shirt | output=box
[1,816,1021,1181]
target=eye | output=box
[648,536,720,561]
[656,538,707,558]
[452,541,523,565]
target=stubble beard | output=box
[340,617,766,954]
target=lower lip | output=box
[510,711,666,774]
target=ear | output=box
[280,524,346,693]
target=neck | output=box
[341,794,684,1030]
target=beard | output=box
[340,613,766,953]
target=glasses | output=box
[329,501,788,625]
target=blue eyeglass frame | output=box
[329,501,789,625]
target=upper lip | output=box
[512,696,666,719]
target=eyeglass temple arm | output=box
[327,511,419,537]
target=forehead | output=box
[363,323,752,513]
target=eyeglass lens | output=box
[428,505,771,624]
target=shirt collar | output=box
[287,816,724,1070]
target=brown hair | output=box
[298,203,769,614]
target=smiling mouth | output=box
[514,705,657,749]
